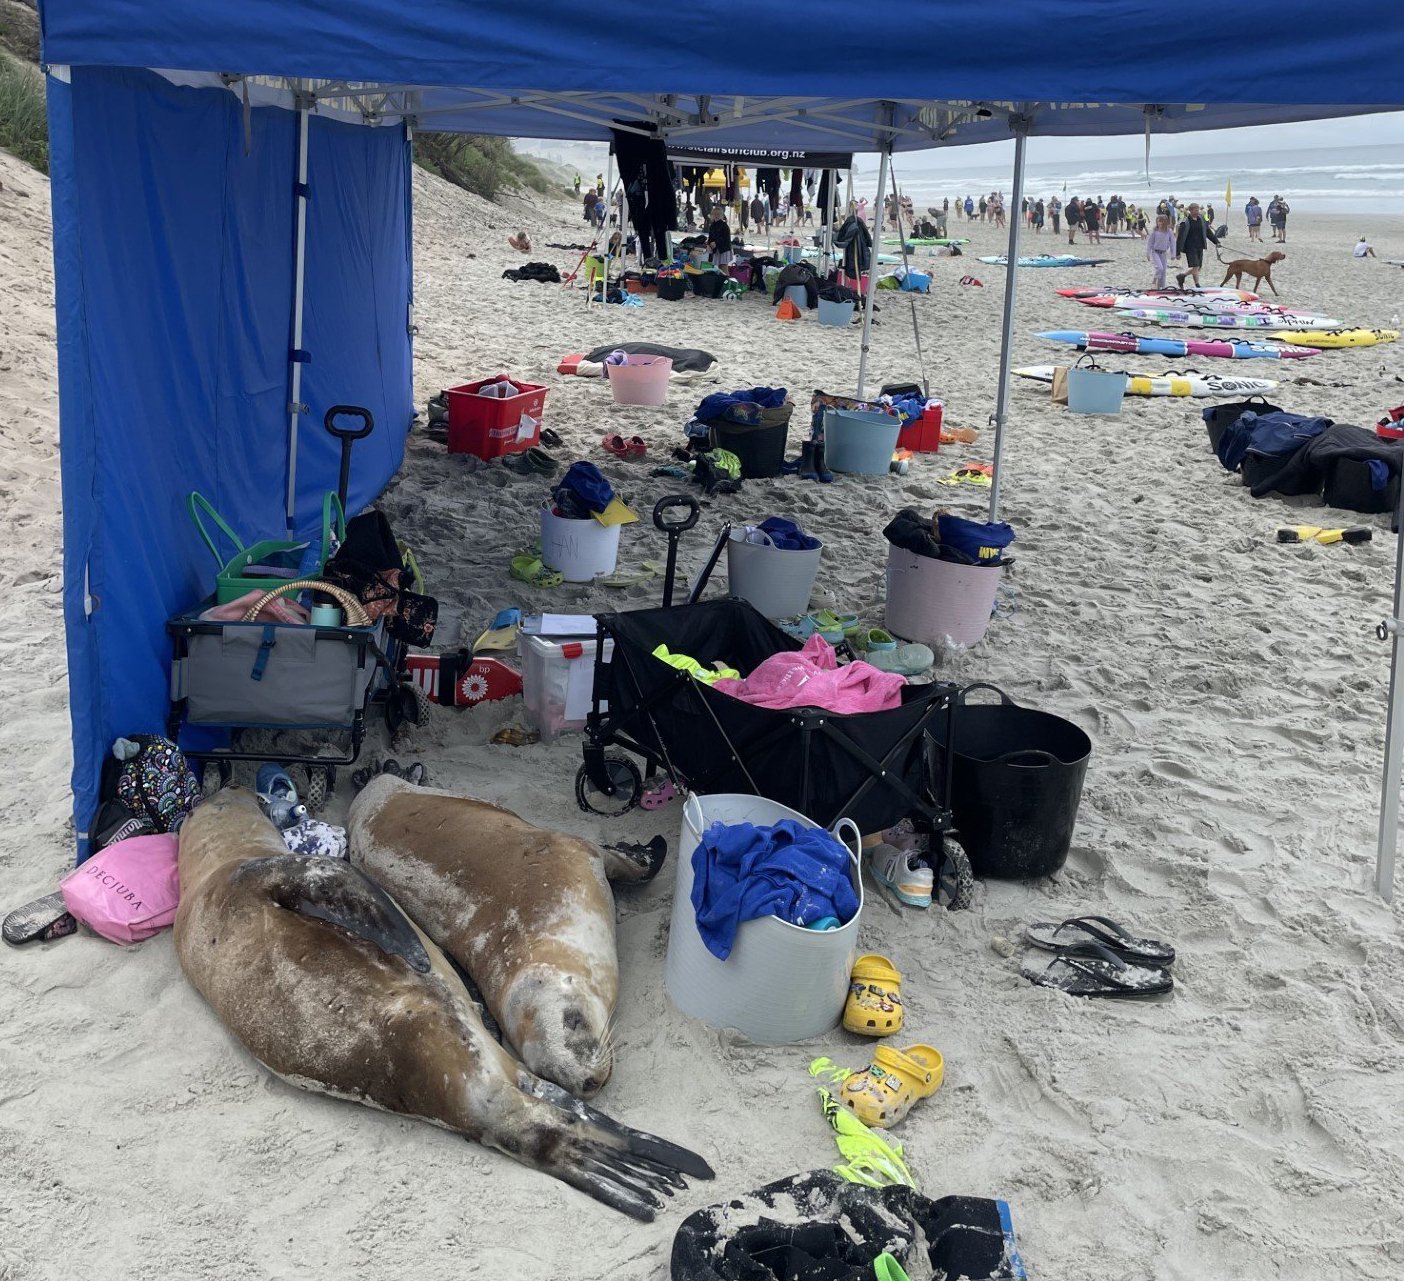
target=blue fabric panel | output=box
[39,0,1404,109]
[295,117,412,534]
[53,67,298,853]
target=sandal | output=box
[833,1043,944,1128]
[624,435,648,459]
[867,644,935,677]
[854,628,897,652]
[491,725,541,747]
[509,554,563,588]
[843,953,903,1036]
[1023,940,1174,1000]
[3,891,78,945]
[601,433,630,459]
[503,447,558,476]
[1024,915,1175,967]
[600,564,659,589]
[538,427,563,449]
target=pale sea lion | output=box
[174,787,711,1219]
[347,774,644,1099]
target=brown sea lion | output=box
[173,787,710,1219]
[347,774,644,1100]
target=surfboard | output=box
[1270,329,1400,348]
[980,255,1112,267]
[1056,285,1255,299]
[1076,291,1262,308]
[1036,330,1321,360]
[1013,365,1278,397]
[1118,309,1343,329]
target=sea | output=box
[860,144,1404,217]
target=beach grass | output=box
[0,53,46,173]
[414,133,558,202]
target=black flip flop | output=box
[1023,941,1174,1000]
[539,427,563,449]
[3,891,78,946]
[1024,915,1175,967]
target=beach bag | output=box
[105,735,202,835]
[60,833,181,944]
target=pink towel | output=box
[712,634,905,713]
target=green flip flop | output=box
[509,554,563,588]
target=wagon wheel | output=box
[936,837,974,911]
[304,765,331,815]
[409,680,434,724]
[385,680,425,736]
[575,754,642,816]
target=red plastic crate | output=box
[897,402,943,453]
[444,376,547,459]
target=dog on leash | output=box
[1217,249,1285,295]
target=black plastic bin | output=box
[658,277,688,301]
[690,271,726,299]
[934,683,1091,879]
[1324,456,1400,515]
[708,405,793,478]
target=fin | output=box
[602,835,668,884]
[234,855,431,973]
[515,1070,714,1221]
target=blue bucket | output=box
[817,298,855,328]
[823,408,901,476]
[1066,367,1128,415]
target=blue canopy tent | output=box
[35,1,1404,891]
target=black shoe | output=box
[796,439,820,480]
[811,441,834,484]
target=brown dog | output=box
[1218,249,1285,295]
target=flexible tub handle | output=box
[997,750,1060,769]
[831,817,862,863]
[957,681,1016,707]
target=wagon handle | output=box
[956,681,1015,706]
[652,494,700,534]
[997,750,1060,769]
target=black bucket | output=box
[938,683,1091,880]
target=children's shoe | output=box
[844,953,904,1036]
[869,843,933,908]
[836,1044,944,1128]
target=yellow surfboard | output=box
[1273,329,1400,348]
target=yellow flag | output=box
[1225,178,1233,209]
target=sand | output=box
[4,145,1404,1280]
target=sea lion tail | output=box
[512,1070,714,1221]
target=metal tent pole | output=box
[285,92,311,533]
[1376,501,1404,900]
[987,124,1029,523]
[856,146,890,399]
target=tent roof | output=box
[41,2,1404,150]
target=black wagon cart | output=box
[575,597,973,907]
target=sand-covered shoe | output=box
[844,953,903,1036]
[836,1044,944,1128]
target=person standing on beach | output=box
[1269,195,1289,243]
[1033,198,1045,233]
[1082,196,1101,245]
[1174,202,1219,287]
[573,173,581,194]
[1049,195,1062,234]
[978,195,988,222]
[1065,195,1082,244]
[1245,196,1263,241]
[707,207,734,268]
[1146,214,1176,288]
[965,195,975,220]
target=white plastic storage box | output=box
[518,633,612,740]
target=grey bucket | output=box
[726,527,822,619]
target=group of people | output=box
[1144,202,1218,289]
[1244,195,1290,242]
[953,193,1007,226]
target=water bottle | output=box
[256,763,308,830]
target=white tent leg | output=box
[285,94,310,533]
[987,127,1028,523]
[1377,499,1404,900]
[856,147,890,398]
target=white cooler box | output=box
[518,634,612,740]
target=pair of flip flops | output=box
[781,610,859,644]
[510,554,562,588]
[601,433,647,460]
[1022,916,1175,999]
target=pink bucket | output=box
[607,356,673,407]
[884,545,1001,648]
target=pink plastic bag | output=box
[59,833,181,944]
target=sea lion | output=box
[174,787,710,1219]
[347,774,646,1100]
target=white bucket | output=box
[607,355,672,406]
[884,544,1002,647]
[540,506,621,582]
[665,794,862,1044]
[725,528,822,619]
[783,284,809,310]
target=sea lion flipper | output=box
[234,856,432,973]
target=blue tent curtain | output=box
[48,66,411,854]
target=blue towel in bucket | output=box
[691,820,857,960]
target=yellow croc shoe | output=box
[838,1043,944,1129]
[844,953,903,1036]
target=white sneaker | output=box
[869,843,933,909]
